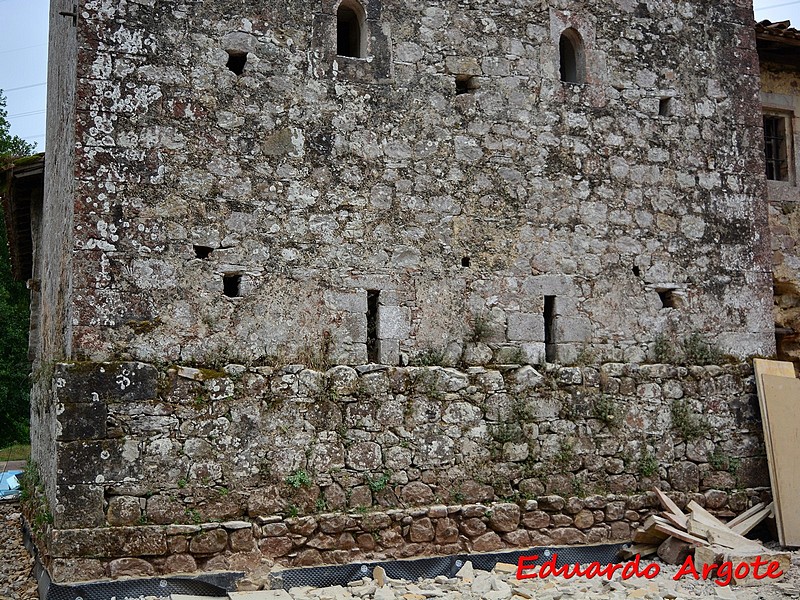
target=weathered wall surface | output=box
[760,62,800,362]
[34,360,768,582]
[32,0,80,505]
[67,0,775,367]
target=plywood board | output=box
[762,374,800,547]
[753,359,796,547]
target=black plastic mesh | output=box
[45,574,241,600]
[276,544,624,590]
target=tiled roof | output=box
[756,19,800,43]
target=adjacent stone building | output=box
[758,20,800,361]
[1,0,795,588]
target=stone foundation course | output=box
[30,360,768,582]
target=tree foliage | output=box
[0,89,34,447]
[0,90,36,159]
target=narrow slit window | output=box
[544,295,556,363]
[764,114,790,182]
[367,290,380,363]
[559,29,585,84]
[194,245,213,259]
[223,274,242,298]
[632,266,641,277]
[226,51,248,75]
[337,1,365,58]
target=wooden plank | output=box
[761,374,800,547]
[686,515,762,551]
[727,502,766,529]
[686,500,727,528]
[619,544,659,559]
[730,503,773,536]
[662,511,689,530]
[643,514,672,531]
[753,359,796,546]
[705,528,764,552]
[633,527,668,544]
[653,487,688,528]
[653,521,707,545]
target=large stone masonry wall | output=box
[66,0,774,366]
[31,359,769,583]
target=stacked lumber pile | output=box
[620,488,790,585]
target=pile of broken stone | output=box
[252,559,800,600]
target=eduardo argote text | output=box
[516,553,784,587]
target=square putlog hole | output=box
[455,75,478,95]
[223,274,242,298]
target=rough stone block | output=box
[106,495,142,526]
[55,484,105,529]
[488,503,521,533]
[58,439,141,484]
[109,557,155,578]
[377,305,411,339]
[49,527,168,558]
[445,56,482,75]
[57,401,107,441]
[54,362,158,403]
[507,312,545,342]
[49,558,106,583]
[189,528,228,554]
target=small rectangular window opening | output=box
[367,290,380,363]
[223,274,242,298]
[461,256,471,267]
[455,75,477,95]
[194,245,213,259]
[657,289,677,309]
[544,295,556,363]
[226,51,248,75]
[764,114,790,181]
[659,97,673,117]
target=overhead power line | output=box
[756,0,800,10]
[9,109,45,118]
[0,43,46,55]
[3,82,46,93]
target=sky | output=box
[0,0,798,153]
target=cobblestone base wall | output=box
[32,360,768,582]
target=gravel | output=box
[0,500,37,600]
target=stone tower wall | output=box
[35,360,769,582]
[66,0,774,367]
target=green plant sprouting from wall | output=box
[285,469,312,489]
[591,394,622,428]
[653,332,726,366]
[20,461,53,534]
[670,399,709,440]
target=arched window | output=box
[559,28,585,84]
[337,0,366,58]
